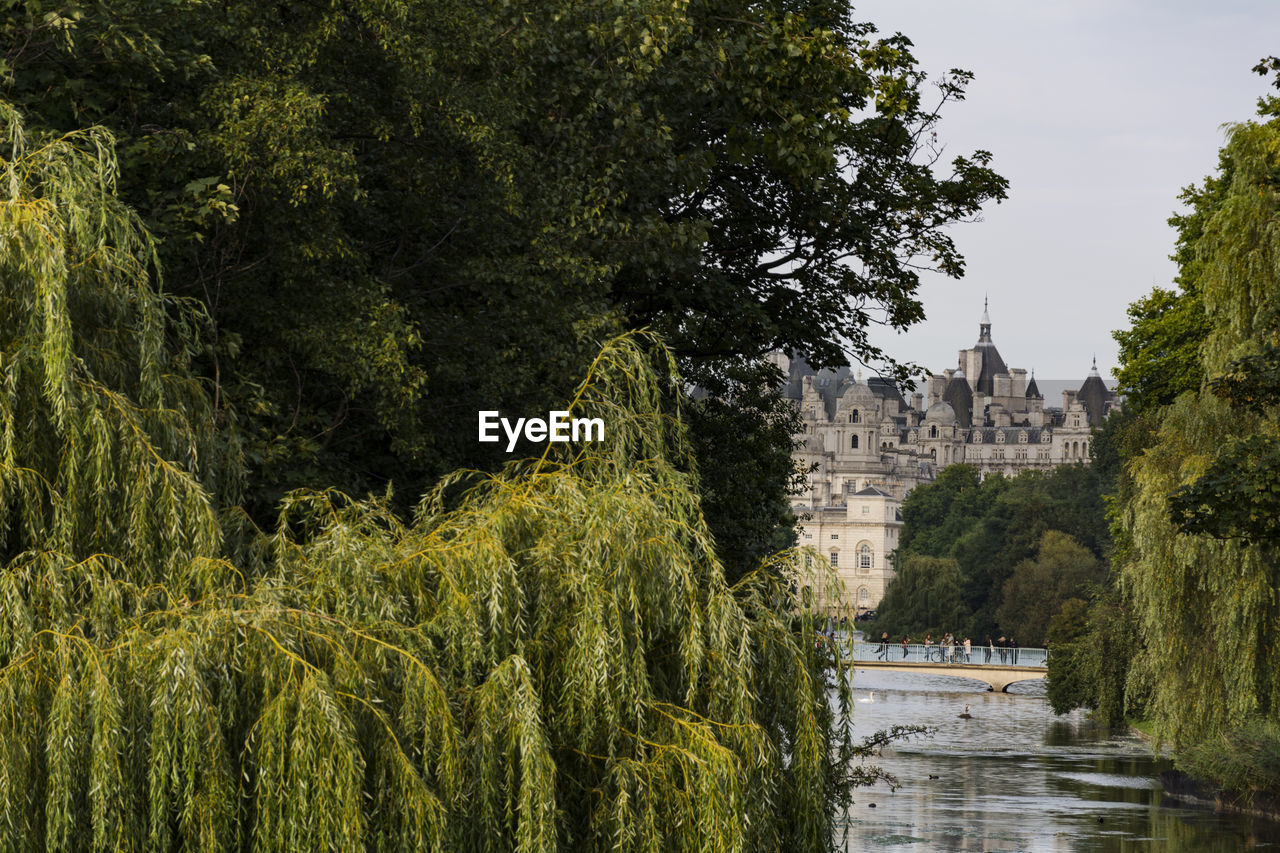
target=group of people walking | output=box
[872,632,1020,664]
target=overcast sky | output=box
[853,0,1279,383]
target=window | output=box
[929,425,938,438]
[858,587,870,603]
[849,410,860,423]
[851,434,859,449]
[859,545,872,568]
[830,551,839,567]
[830,534,839,540]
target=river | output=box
[840,667,1280,851]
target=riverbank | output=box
[1127,718,1155,741]
[1160,769,1280,826]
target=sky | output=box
[853,0,1279,383]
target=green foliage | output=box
[1117,105,1280,749]
[0,114,875,846]
[1,325,868,850]
[1084,596,1143,728]
[1178,718,1280,796]
[0,102,236,571]
[879,463,1108,639]
[0,0,1006,540]
[1046,592,1139,726]
[1111,286,1209,416]
[1167,341,1280,545]
[996,531,1103,646]
[1045,598,1090,715]
[869,554,966,638]
[686,362,804,585]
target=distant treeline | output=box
[868,462,1109,648]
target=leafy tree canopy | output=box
[1117,91,1280,749]
[995,531,1103,647]
[875,463,1108,640]
[0,0,1007,533]
[0,107,883,851]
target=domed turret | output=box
[924,401,957,425]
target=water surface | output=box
[840,668,1280,851]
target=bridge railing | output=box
[838,640,1047,668]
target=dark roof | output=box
[782,355,910,418]
[942,374,974,429]
[973,342,1008,396]
[1077,373,1113,428]
[867,376,906,407]
[1025,375,1042,398]
[966,426,1046,443]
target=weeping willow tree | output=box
[0,104,870,851]
[1119,105,1280,749]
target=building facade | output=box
[782,302,1119,613]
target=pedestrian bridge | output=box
[841,642,1048,693]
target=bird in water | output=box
[958,705,972,719]
[857,691,875,703]
[927,774,940,780]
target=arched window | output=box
[850,410,860,423]
[850,434,859,449]
[1082,441,1088,457]
[930,425,938,438]
[829,551,839,567]
[858,587,870,603]
[859,544,873,568]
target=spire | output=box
[1089,355,1100,377]
[978,296,992,343]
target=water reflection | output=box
[840,668,1280,851]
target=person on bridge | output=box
[985,636,994,663]
[901,635,910,659]
[963,637,971,662]
[877,632,889,660]
[944,634,955,664]
[923,634,934,661]
[997,636,1007,663]
[1010,636,1018,665]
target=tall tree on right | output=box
[1117,75,1280,748]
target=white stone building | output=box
[782,302,1120,613]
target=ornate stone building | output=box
[781,302,1119,612]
